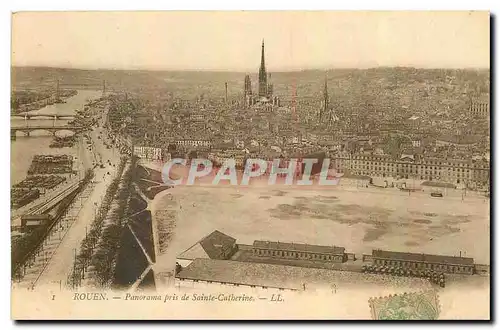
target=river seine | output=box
[10,90,102,185]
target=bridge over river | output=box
[11,113,76,120]
[11,125,84,140]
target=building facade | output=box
[133,146,162,160]
[371,249,475,275]
[175,139,212,149]
[329,152,489,187]
[208,151,246,168]
[470,94,490,117]
[252,240,347,263]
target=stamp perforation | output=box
[368,289,441,320]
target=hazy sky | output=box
[11,11,490,71]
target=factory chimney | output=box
[225,82,228,104]
[55,79,60,102]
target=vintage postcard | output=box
[10,11,490,320]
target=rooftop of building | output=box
[176,258,432,291]
[340,174,371,180]
[372,249,474,265]
[400,154,415,161]
[436,135,481,145]
[472,93,490,103]
[253,240,345,255]
[421,181,457,188]
[178,230,236,261]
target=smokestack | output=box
[225,82,228,103]
[56,79,60,101]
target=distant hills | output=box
[11,66,489,101]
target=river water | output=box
[10,90,102,186]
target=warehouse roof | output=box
[176,258,433,290]
[178,230,236,261]
[176,258,301,290]
[253,240,345,255]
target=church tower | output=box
[258,40,268,98]
[244,74,252,107]
[267,73,273,98]
[244,75,252,96]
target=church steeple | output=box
[260,39,266,71]
[258,39,268,97]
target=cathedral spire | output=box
[258,39,268,97]
[261,39,266,71]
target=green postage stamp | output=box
[368,290,440,320]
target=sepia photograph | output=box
[9,10,490,320]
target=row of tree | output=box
[11,90,52,111]
[68,159,130,288]
[90,158,136,287]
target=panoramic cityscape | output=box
[10,11,490,320]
